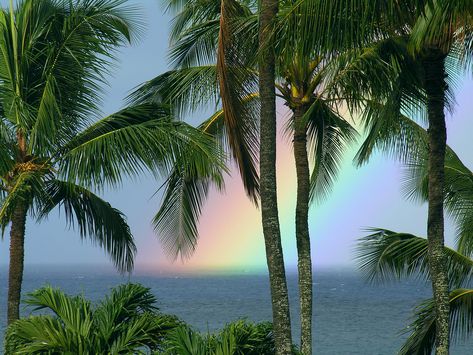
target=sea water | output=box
[0,265,471,354]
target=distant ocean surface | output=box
[0,265,471,354]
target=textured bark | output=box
[424,49,450,355]
[7,201,28,324]
[258,0,293,353]
[293,105,312,355]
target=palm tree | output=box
[1,0,221,325]
[130,1,293,352]
[129,2,358,352]
[356,133,473,353]
[4,283,179,354]
[283,1,473,352]
[258,0,294,351]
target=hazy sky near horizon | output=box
[0,0,473,273]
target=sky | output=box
[0,0,473,274]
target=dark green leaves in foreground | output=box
[400,289,473,355]
[356,228,473,354]
[4,284,179,355]
[4,283,285,354]
[164,319,278,355]
[356,228,473,288]
[38,180,136,273]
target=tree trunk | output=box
[258,0,293,353]
[292,105,313,354]
[424,49,450,355]
[7,201,28,324]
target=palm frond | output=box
[4,283,176,354]
[153,141,225,260]
[216,0,260,202]
[37,179,136,273]
[0,0,143,155]
[24,285,93,335]
[0,167,49,235]
[57,104,218,189]
[356,228,473,288]
[400,288,473,355]
[4,315,84,354]
[170,18,220,68]
[302,99,357,203]
[355,101,428,166]
[164,325,210,355]
[127,66,220,117]
[403,147,473,259]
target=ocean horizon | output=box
[1,264,471,354]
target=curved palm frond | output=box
[164,325,210,354]
[216,0,259,202]
[0,0,142,156]
[37,179,136,273]
[57,104,219,190]
[355,101,428,166]
[303,99,357,203]
[153,138,225,260]
[403,147,473,258]
[356,228,473,288]
[167,0,222,42]
[128,66,220,117]
[23,285,93,333]
[4,315,86,354]
[170,18,220,68]
[153,93,258,260]
[0,166,51,235]
[400,288,473,355]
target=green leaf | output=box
[37,179,136,273]
[356,228,473,288]
[400,288,473,355]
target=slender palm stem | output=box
[259,0,292,352]
[7,201,28,324]
[293,104,312,354]
[424,48,450,355]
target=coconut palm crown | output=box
[1,0,222,325]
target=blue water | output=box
[0,265,471,354]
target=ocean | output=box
[0,265,471,354]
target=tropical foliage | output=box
[357,229,473,354]
[1,0,223,324]
[130,2,360,351]
[356,140,473,354]
[163,320,286,355]
[4,283,180,354]
[4,283,289,355]
[281,1,473,351]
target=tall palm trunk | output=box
[258,0,293,353]
[293,105,312,354]
[424,49,450,355]
[7,201,28,324]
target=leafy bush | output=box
[4,283,179,354]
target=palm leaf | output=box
[216,0,259,202]
[355,101,428,166]
[303,99,357,202]
[356,228,473,288]
[400,288,473,355]
[153,142,225,260]
[128,66,220,117]
[24,285,93,336]
[57,104,218,190]
[37,179,136,273]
